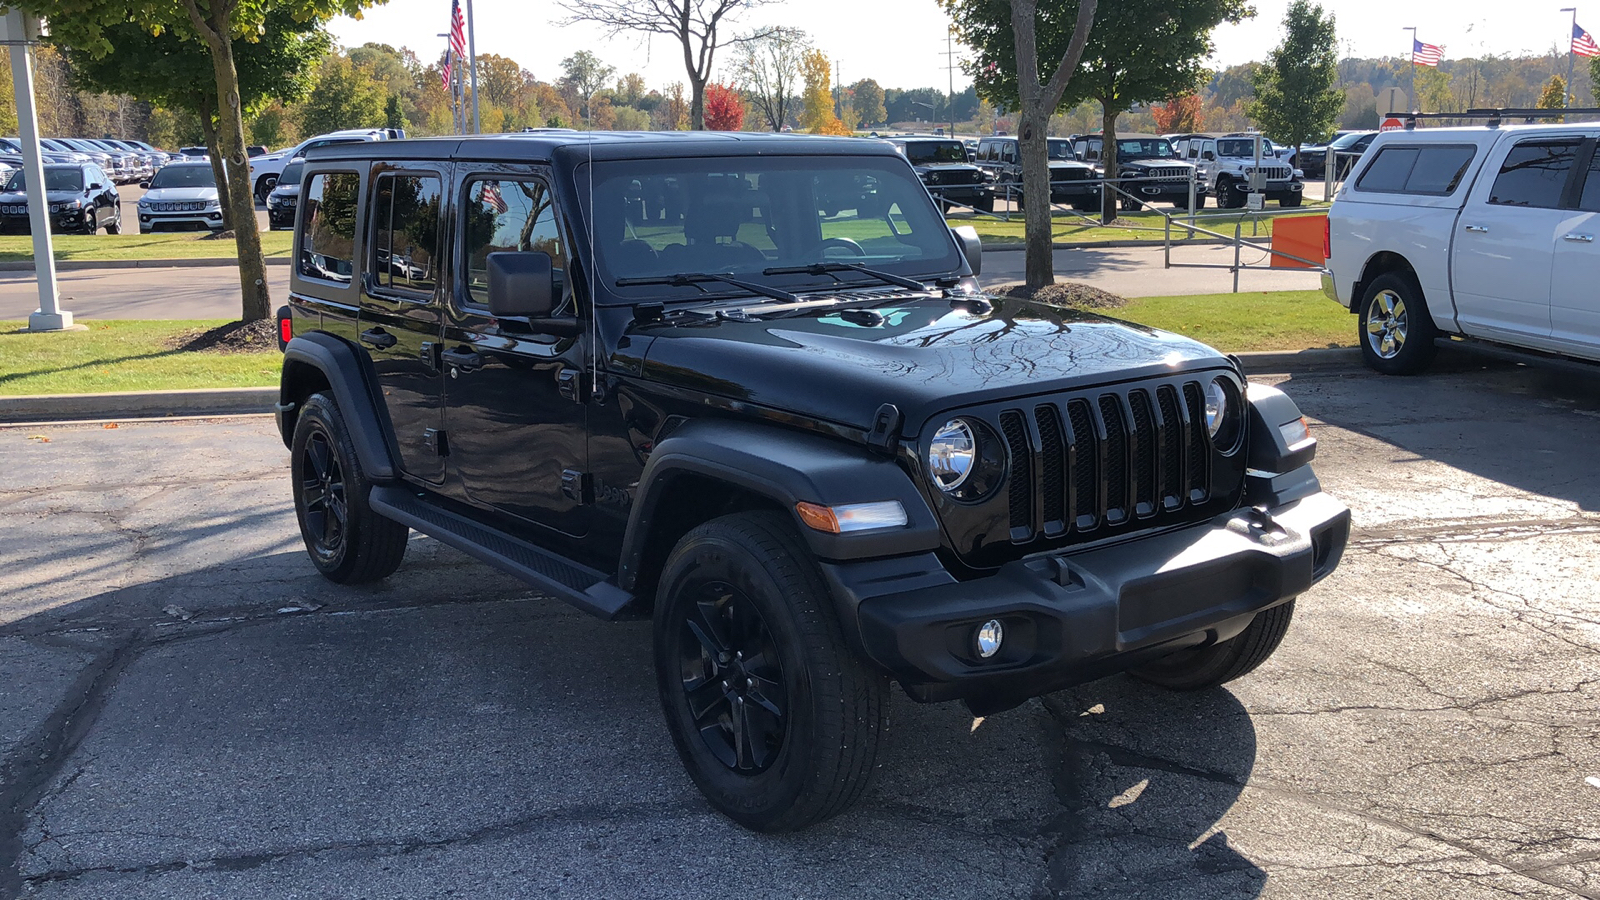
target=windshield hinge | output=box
[866,403,903,457]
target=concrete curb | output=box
[2,350,1365,425]
[0,257,292,273]
[0,387,277,424]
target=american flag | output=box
[1412,38,1443,67]
[482,182,508,214]
[1574,23,1600,58]
[441,50,452,88]
[449,0,467,59]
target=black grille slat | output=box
[1182,382,1210,500]
[1156,386,1185,508]
[1034,405,1066,535]
[1129,391,1157,516]
[1097,395,1129,524]
[1067,399,1098,530]
[999,411,1033,540]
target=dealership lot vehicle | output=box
[248,127,403,202]
[885,135,987,211]
[266,158,303,230]
[973,135,1101,211]
[136,160,224,232]
[1170,132,1305,209]
[275,131,1346,832]
[1326,121,1600,374]
[1074,133,1206,210]
[0,162,121,234]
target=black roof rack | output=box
[1402,108,1600,128]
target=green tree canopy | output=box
[301,52,386,135]
[1248,0,1342,152]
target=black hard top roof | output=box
[307,131,900,164]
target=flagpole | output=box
[1404,26,1417,112]
[465,0,481,134]
[1563,7,1578,115]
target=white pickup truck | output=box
[1324,122,1600,374]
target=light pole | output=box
[4,10,73,333]
[465,0,480,133]
[1403,26,1417,113]
[1562,7,1578,115]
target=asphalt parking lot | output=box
[2,354,1598,899]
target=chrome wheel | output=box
[1365,290,1408,359]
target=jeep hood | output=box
[635,295,1230,432]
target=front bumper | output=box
[831,490,1348,706]
[140,209,225,230]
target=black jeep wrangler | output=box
[1074,133,1205,211]
[883,136,987,213]
[274,132,1348,833]
[973,136,1101,212]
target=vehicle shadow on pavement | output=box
[1280,347,1600,516]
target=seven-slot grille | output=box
[1050,167,1093,182]
[149,201,209,212]
[991,381,1217,544]
[1245,165,1292,181]
[1145,167,1190,181]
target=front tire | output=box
[290,393,409,583]
[1359,272,1438,375]
[254,175,278,205]
[1279,192,1303,208]
[1131,600,1297,690]
[654,510,888,832]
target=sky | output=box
[329,0,1587,93]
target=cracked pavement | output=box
[2,353,1598,899]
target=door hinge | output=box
[557,368,584,403]
[419,341,442,372]
[424,428,449,457]
[561,468,595,505]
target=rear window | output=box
[299,172,360,285]
[370,173,442,296]
[1488,140,1582,208]
[1356,145,1477,195]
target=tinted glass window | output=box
[300,172,359,285]
[4,168,84,192]
[463,178,565,307]
[1579,151,1600,212]
[1000,142,1017,163]
[1405,146,1477,193]
[1356,147,1419,192]
[901,141,967,164]
[1117,139,1175,159]
[1047,140,1075,160]
[149,165,216,189]
[371,174,442,295]
[278,159,305,186]
[1489,140,1581,208]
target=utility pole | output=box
[1563,7,1578,117]
[835,59,842,120]
[1403,26,1417,112]
[465,0,481,133]
[947,29,957,138]
[5,10,72,333]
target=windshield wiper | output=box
[615,271,798,303]
[762,262,928,292]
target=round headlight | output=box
[928,419,977,492]
[1204,379,1229,439]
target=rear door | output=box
[357,163,450,483]
[1451,135,1586,347]
[1549,141,1600,356]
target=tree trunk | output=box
[198,96,234,231]
[191,3,271,322]
[1018,110,1054,291]
[1100,106,1120,226]
[690,75,707,130]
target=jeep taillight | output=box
[276,305,292,351]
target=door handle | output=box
[441,347,484,371]
[1564,233,1595,243]
[359,328,397,350]
[1464,225,1489,233]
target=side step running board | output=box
[369,485,635,620]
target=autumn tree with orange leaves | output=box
[1153,93,1203,132]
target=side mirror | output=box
[951,225,982,277]
[1202,151,1215,161]
[486,251,556,318]
[87,182,102,191]
[138,181,150,190]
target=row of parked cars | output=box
[889,131,1311,214]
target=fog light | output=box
[976,619,1004,659]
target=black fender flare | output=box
[278,332,400,481]
[617,419,944,592]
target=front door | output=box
[357,165,449,483]
[1451,136,1585,346]
[1550,144,1600,357]
[441,169,590,539]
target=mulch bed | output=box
[166,319,278,354]
[986,281,1129,310]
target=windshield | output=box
[1047,140,1076,160]
[1118,139,1176,159]
[1330,132,1370,150]
[901,141,967,164]
[278,159,305,186]
[4,168,84,192]
[149,165,216,189]
[586,157,961,304]
[1217,137,1276,157]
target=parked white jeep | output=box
[1324,122,1600,374]
[1170,133,1305,209]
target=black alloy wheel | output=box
[675,579,789,774]
[290,393,409,583]
[82,209,97,235]
[255,175,278,205]
[299,427,348,563]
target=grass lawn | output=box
[954,205,1327,245]
[1107,290,1354,353]
[0,231,295,263]
[0,320,279,395]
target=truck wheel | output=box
[1359,272,1438,375]
[653,510,888,832]
[254,175,277,205]
[1131,600,1296,690]
[290,393,409,583]
[1279,192,1303,208]
[974,194,995,213]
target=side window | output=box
[370,173,442,295]
[462,177,566,307]
[1579,150,1600,212]
[1001,142,1017,164]
[1489,140,1582,208]
[299,172,360,285]
[1357,146,1476,195]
